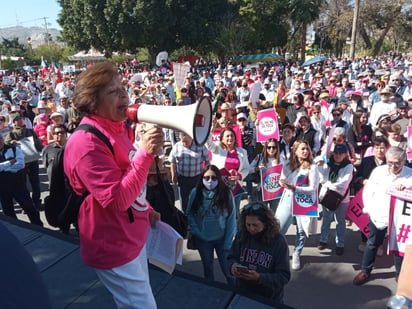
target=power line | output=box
[0,17,50,29]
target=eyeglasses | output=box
[203,176,217,181]
[332,113,341,117]
[387,161,402,168]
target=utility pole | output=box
[349,0,360,60]
[43,17,50,47]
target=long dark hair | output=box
[262,138,280,165]
[239,201,280,245]
[190,165,231,214]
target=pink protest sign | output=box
[261,164,284,201]
[220,168,245,197]
[257,108,280,142]
[408,126,412,160]
[388,190,412,257]
[346,188,370,237]
[291,175,318,217]
[211,125,242,146]
[208,125,242,164]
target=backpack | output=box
[44,124,114,234]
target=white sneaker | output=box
[292,252,301,270]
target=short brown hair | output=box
[72,62,119,115]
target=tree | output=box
[0,37,26,57]
[289,0,323,61]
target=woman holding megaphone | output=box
[64,62,163,309]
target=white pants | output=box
[95,245,157,309]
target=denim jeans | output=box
[320,201,349,248]
[234,194,242,218]
[196,236,229,283]
[26,161,41,206]
[276,191,306,255]
[361,221,387,273]
[177,174,201,213]
[257,188,280,213]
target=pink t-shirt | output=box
[224,148,240,173]
[64,115,154,269]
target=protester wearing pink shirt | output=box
[64,63,164,309]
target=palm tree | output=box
[289,0,322,61]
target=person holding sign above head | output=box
[206,126,249,216]
[317,143,354,256]
[276,140,320,270]
[249,138,282,212]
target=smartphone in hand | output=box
[236,265,249,273]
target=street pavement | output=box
[12,162,397,309]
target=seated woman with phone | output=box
[227,202,290,304]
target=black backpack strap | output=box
[74,123,134,222]
[75,124,114,155]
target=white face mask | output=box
[203,178,218,191]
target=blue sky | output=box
[0,0,61,30]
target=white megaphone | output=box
[126,96,212,146]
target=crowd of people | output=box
[0,53,412,307]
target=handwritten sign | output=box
[388,189,412,257]
[261,164,284,201]
[257,108,279,142]
[346,188,370,237]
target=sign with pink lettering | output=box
[257,108,279,142]
[346,188,370,237]
[261,164,283,201]
[408,126,412,160]
[292,175,318,217]
[208,125,242,165]
[388,189,412,257]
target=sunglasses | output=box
[313,112,320,114]
[244,202,267,212]
[53,131,65,135]
[332,113,341,117]
[203,176,217,181]
[267,146,277,150]
[0,118,5,122]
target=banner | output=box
[257,108,279,142]
[292,175,318,217]
[250,82,261,108]
[346,188,370,237]
[172,62,191,94]
[220,168,245,197]
[261,164,283,201]
[408,126,412,160]
[388,189,412,257]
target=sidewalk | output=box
[11,165,398,309]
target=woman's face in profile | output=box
[96,76,129,122]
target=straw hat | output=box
[33,100,52,114]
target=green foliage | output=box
[0,37,27,57]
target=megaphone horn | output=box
[126,96,212,146]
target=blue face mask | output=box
[203,178,218,191]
